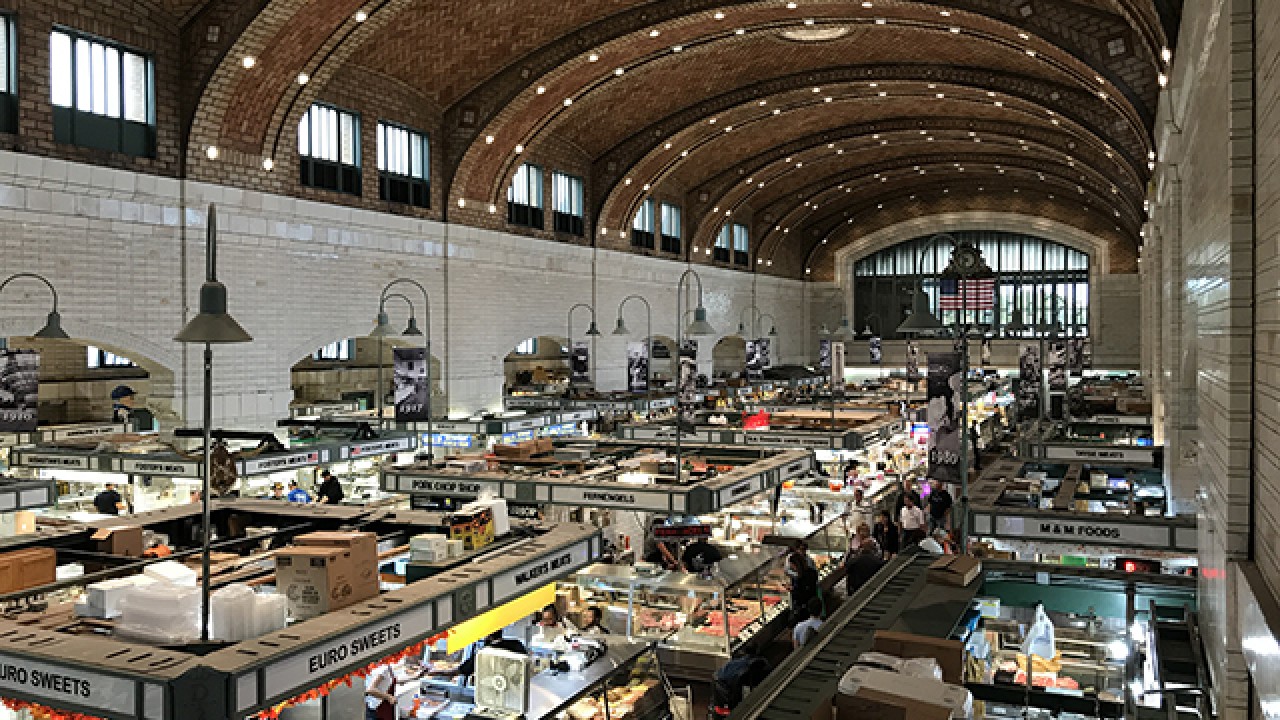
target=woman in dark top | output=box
[785,550,819,622]
[580,606,610,634]
[872,510,899,557]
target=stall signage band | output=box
[432,421,479,434]
[1084,415,1151,426]
[1043,446,1154,463]
[241,450,324,475]
[992,515,1173,547]
[625,425,705,442]
[743,432,833,450]
[260,599,441,707]
[647,397,677,409]
[500,429,536,444]
[0,652,139,717]
[490,539,595,602]
[653,524,712,540]
[118,458,201,476]
[558,410,596,424]
[14,453,92,469]
[403,477,500,498]
[344,437,413,458]
[548,485,674,511]
[47,424,124,441]
[780,459,813,481]
[426,433,475,449]
[719,476,762,504]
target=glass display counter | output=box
[571,550,789,679]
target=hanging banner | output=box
[1047,340,1067,392]
[1066,338,1084,376]
[905,342,921,382]
[830,341,846,391]
[745,338,770,379]
[1017,343,1041,419]
[1082,339,1094,369]
[626,341,649,393]
[393,347,429,421]
[926,352,963,484]
[570,341,590,385]
[981,338,992,366]
[869,336,882,365]
[0,350,38,433]
[818,339,832,370]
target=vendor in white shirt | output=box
[536,604,577,639]
[365,663,398,720]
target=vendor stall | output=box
[1023,420,1162,467]
[425,409,597,457]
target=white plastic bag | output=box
[901,657,943,681]
[1020,604,1056,660]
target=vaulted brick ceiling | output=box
[183,0,1179,280]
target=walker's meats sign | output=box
[0,350,39,433]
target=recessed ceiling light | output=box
[627,178,634,186]
[994,100,1004,107]
[672,45,683,52]
[489,204,497,214]
[563,98,573,106]
[1018,32,1030,40]
[515,144,524,153]
[1098,91,1108,99]
[262,157,274,171]
[1158,73,1168,87]
[786,1,797,7]
[537,86,546,94]
[935,93,944,98]
[735,28,745,34]
[759,100,768,106]
[725,125,733,132]
[1025,48,1036,56]
[664,142,673,149]
[824,97,832,102]
[940,10,951,16]
[355,10,368,22]
[772,108,781,114]
[919,130,927,135]
[862,1,873,7]
[643,183,651,191]
[1161,47,1172,63]
[458,198,467,208]
[485,135,494,144]
[878,91,887,96]
[714,11,725,19]
[1096,76,1106,83]
[614,67,625,76]
[241,56,256,69]
[649,29,660,37]
[950,27,960,33]
[205,145,219,160]
[812,87,821,93]
[875,18,886,24]
[709,117,717,124]
[928,83,936,89]
[589,53,599,62]
[681,150,689,156]
[804,18,814,25]
[297,72,309,85]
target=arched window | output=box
[852,231,1089,339]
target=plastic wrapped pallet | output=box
[211,584,256,642]
[115,583,202,645]
[254,591,288,637]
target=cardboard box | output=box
[835,667,969,720]
[493,443,531,459]
[91,526,144,558]
[276,546,368,620]
[295,531,379,597]
[927,556,982,587]
[872,631,966,685]
[0,548,56,593]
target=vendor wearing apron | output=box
[365,663,397,720]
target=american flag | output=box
[938,277,996,310]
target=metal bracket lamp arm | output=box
[379,278,434,461]
[0,272,69,339]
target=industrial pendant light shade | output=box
[612,316,631,335]
[768,325,778,336]
[585,320,602,336]
[371,311,393,337]
[35,310,69,339]
[174,205,252,344]
[831,318,856,343]
[818,323,831,336]
[402,316,423,336]
[686,306,716,336]
[896,290,943,335]
[860,324,873,339]
[737,321,746,335]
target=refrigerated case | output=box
[698,497,849,589]
[572,550,790,679]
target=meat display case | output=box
[571,549,790,680]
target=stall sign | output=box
[432,421,480,434]
[992,515,1173,548]
[653,523,712,540]
[1084,415,1151,426]
[499,417,542,432]
[539,422,583,438]
[1042,446,1154,463]
[12,452,92,469]
[343,437,414,458]
[623,425,707,442]
[743,432,833,450]
[490,538,595,602]
[0,652,149,718]
[500,429,536,444]
[426,433,475,449]
[557,410,596,424]
[118,458,201,476]
[259,599,444,708]
[549,485,677,512]
[45,424,125,442]
[397,476,500,498]
[646,397,678,410]
[240,450,324,475]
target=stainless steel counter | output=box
[525,639,653,720]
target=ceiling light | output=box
[297,72,309,85]
[241,56,256,69]
[940,9,951,16]
[786,1,797,7]
[615,67,625,76]
[626,178,633,185]
[515,144,524,153]
[681,150,689,156]
[709,117,717,124]
[875,17,885,24]
[987,90,996,97]
[672,45,683,52]
[485,135,494,144]
[1099,91,1109,99]
[355,9,368,22]
[804,18,815,25]
[862,1,873,7]
[747,177,753,183]
[537,86,546,94]
[1025,48,1036,56]
[1018,32,1030,40]
[928,83,936,89]
[994,100,1004,107]
[714,11,725,19]
[878,90,887,96]
[1051,118,1060,125]
[649,29,661,37]
[489,204,497,214]
[1161,47,1172,63]
[796,161,803,167]
[725,125,733,131]
[1096,76,1106,83]
[458,198,466,208]
[664,142,673,149]
[589,53,600,62]
[936,93,944,98]
[601,228,610,236]
[262,157,274,171]
[1158,73,1168,87]
[205,145,219,160]
[643,183,651,191]
[881,139,888,145]
[773,108,781,115]
[735,28,745,34]
[824,96,832,102]
[812,87,821,93]
[806,268,811,274]
[759,100,768,106]
[563,98,573,106]
[950,27,960,33]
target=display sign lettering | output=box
[490,539,595,601]
[549,486,674,511]
[261,600,440,706]
[500,429,536,444]
[119,458,201,476]
[47,424,124,441]
[653,524,712,540]
[1043,446,1154,463]
[345,437,413,458]
[992,515,1174,548]
[429,421,479,434]
[624,425,705,442]
[1085,415,1151,426]
[406,478,499,498]
[241,450,325,474]
[743,432,833,449]
[0,653,139,716]
[426,433,475,449]
[16,453,92,469]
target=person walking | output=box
[872,510,899,558]
[926,478,954,533]
[899,493,927,546]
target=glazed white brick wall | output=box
[0,149,810,429]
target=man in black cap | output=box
[315,469,345,505]
[110,385,136,423]
[93,482,126,515]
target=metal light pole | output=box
[375,279,434,461]
[675,270,716,484]
[759,313,778,363]
[0,273,71,339]
[173,204,252,644]
[829,317,855,431]
[613,295,652,405]
[373,292,417,423]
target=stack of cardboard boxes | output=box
[492,438,555,460]
[275,531,380,621]
[0,546,56,594]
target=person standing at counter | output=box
[872,510,899,558]
[286,481,311,503]
[926,478,953,533]
[785,549,819,622]
[93,482,126,515]
[538,604,577,637]
[682,537,723,573]
[899,493,927,546]
[364,663,397,720]
[315,470,344,504]
[580,606,610,634]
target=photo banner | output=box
[1066,338,1084,376]
[1082,339,1094,369]
[678,340,698,423]
[830,341,846,391]
[869,336,882,365]
[0,350,39,432]
[1017,343,1041,419]
[926,352,962,485]
[818,339,832,370]
[905,341,921,381]
[393,347,429,421]
[745,338,770,379]
[1047,340,1067,392]
[570,341,590,385]
[626,341,649,393]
